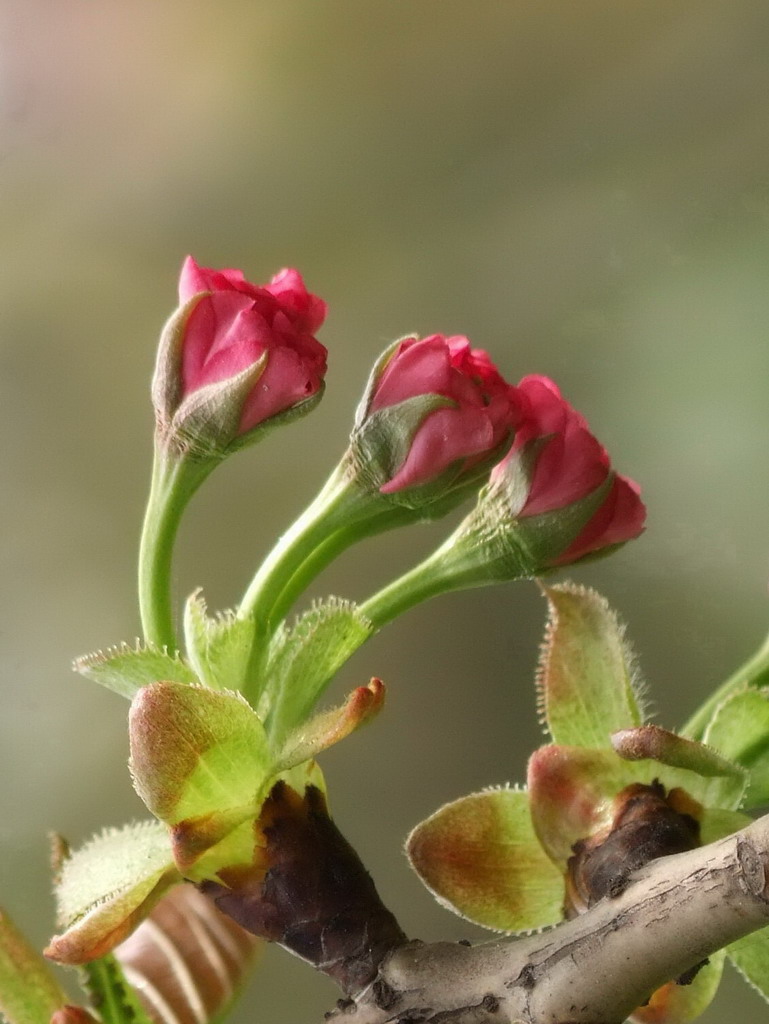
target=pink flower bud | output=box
[490,375,645,566]
[359,334,523,495]
[154,257,327,448]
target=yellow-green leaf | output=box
[406,787,564,933]
[703,688,769,809]
[129,683,274,870]
[0,909,68,1024]
[537,584,643,749]
[183,590,253,692]
[629,950,725,1024]
[74,642,199,699]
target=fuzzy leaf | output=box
[264,599,374,741]
[537,584,643,749]
[74,642,199,699]
[729,925,769,1005]
[46,821,180,965]
[527,744,640,868]
[629,950,725,1024]
[114,884,260,1024]
[183,590,253,691]
[277,678,385,770]
[703,688,769,808]
[0,909,68,1024]
[79,955,154,1024]
[406,787,564,933]
[612,725,747,810]
[129,683,273,872]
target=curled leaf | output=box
[612,725,744,777]
[46,822,180,965]
[612,725,747,811]
[277,678,385,771]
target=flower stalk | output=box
[138,449,216,650]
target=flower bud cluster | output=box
[151,255,645,573]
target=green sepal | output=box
[170,354,267,458]
[262,599,374,741]
[537,584,644,749]
[183,590,253,692]
[79,955,154,1024]
[406,786,564,933]
[46,821,180,965]
[129,683,273,870]
[151,294,205,429]
[73,641,199,700]
[0,909,68,1024]
[277,678,385,771]
[612,725,747,810]
[729,924,769,1005]
[703,688,769,808]
[629,950,725,1024]
[476,462,616,574]
[353,337,407,425]
[350,391,457,506]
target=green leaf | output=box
[406,787,564,933]
[699,807,751,845]
[74,642,199,699]
[79,955,154,1024]
[629,950,725,1023]
[729,924,769,1005]
[129,683,273,872]
[46,821,180,965]
[703,689,769,808]
[537,584,643,749]
[263,599,374,741]
[277,678,385,770]
[0,909,68,1024]
[612,725,747,810]
[183,590,253,691]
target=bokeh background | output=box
[3,2,769,1021]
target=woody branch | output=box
[325,812,769,1024]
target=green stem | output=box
[238,463,373,632]
[138,447,215,650]
[359,533,500,630]
[681,629,769,740]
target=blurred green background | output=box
[3,2,769,1020]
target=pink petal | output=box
[557,475,646,564]
[370,336,454,411]
[380,406,494,493]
